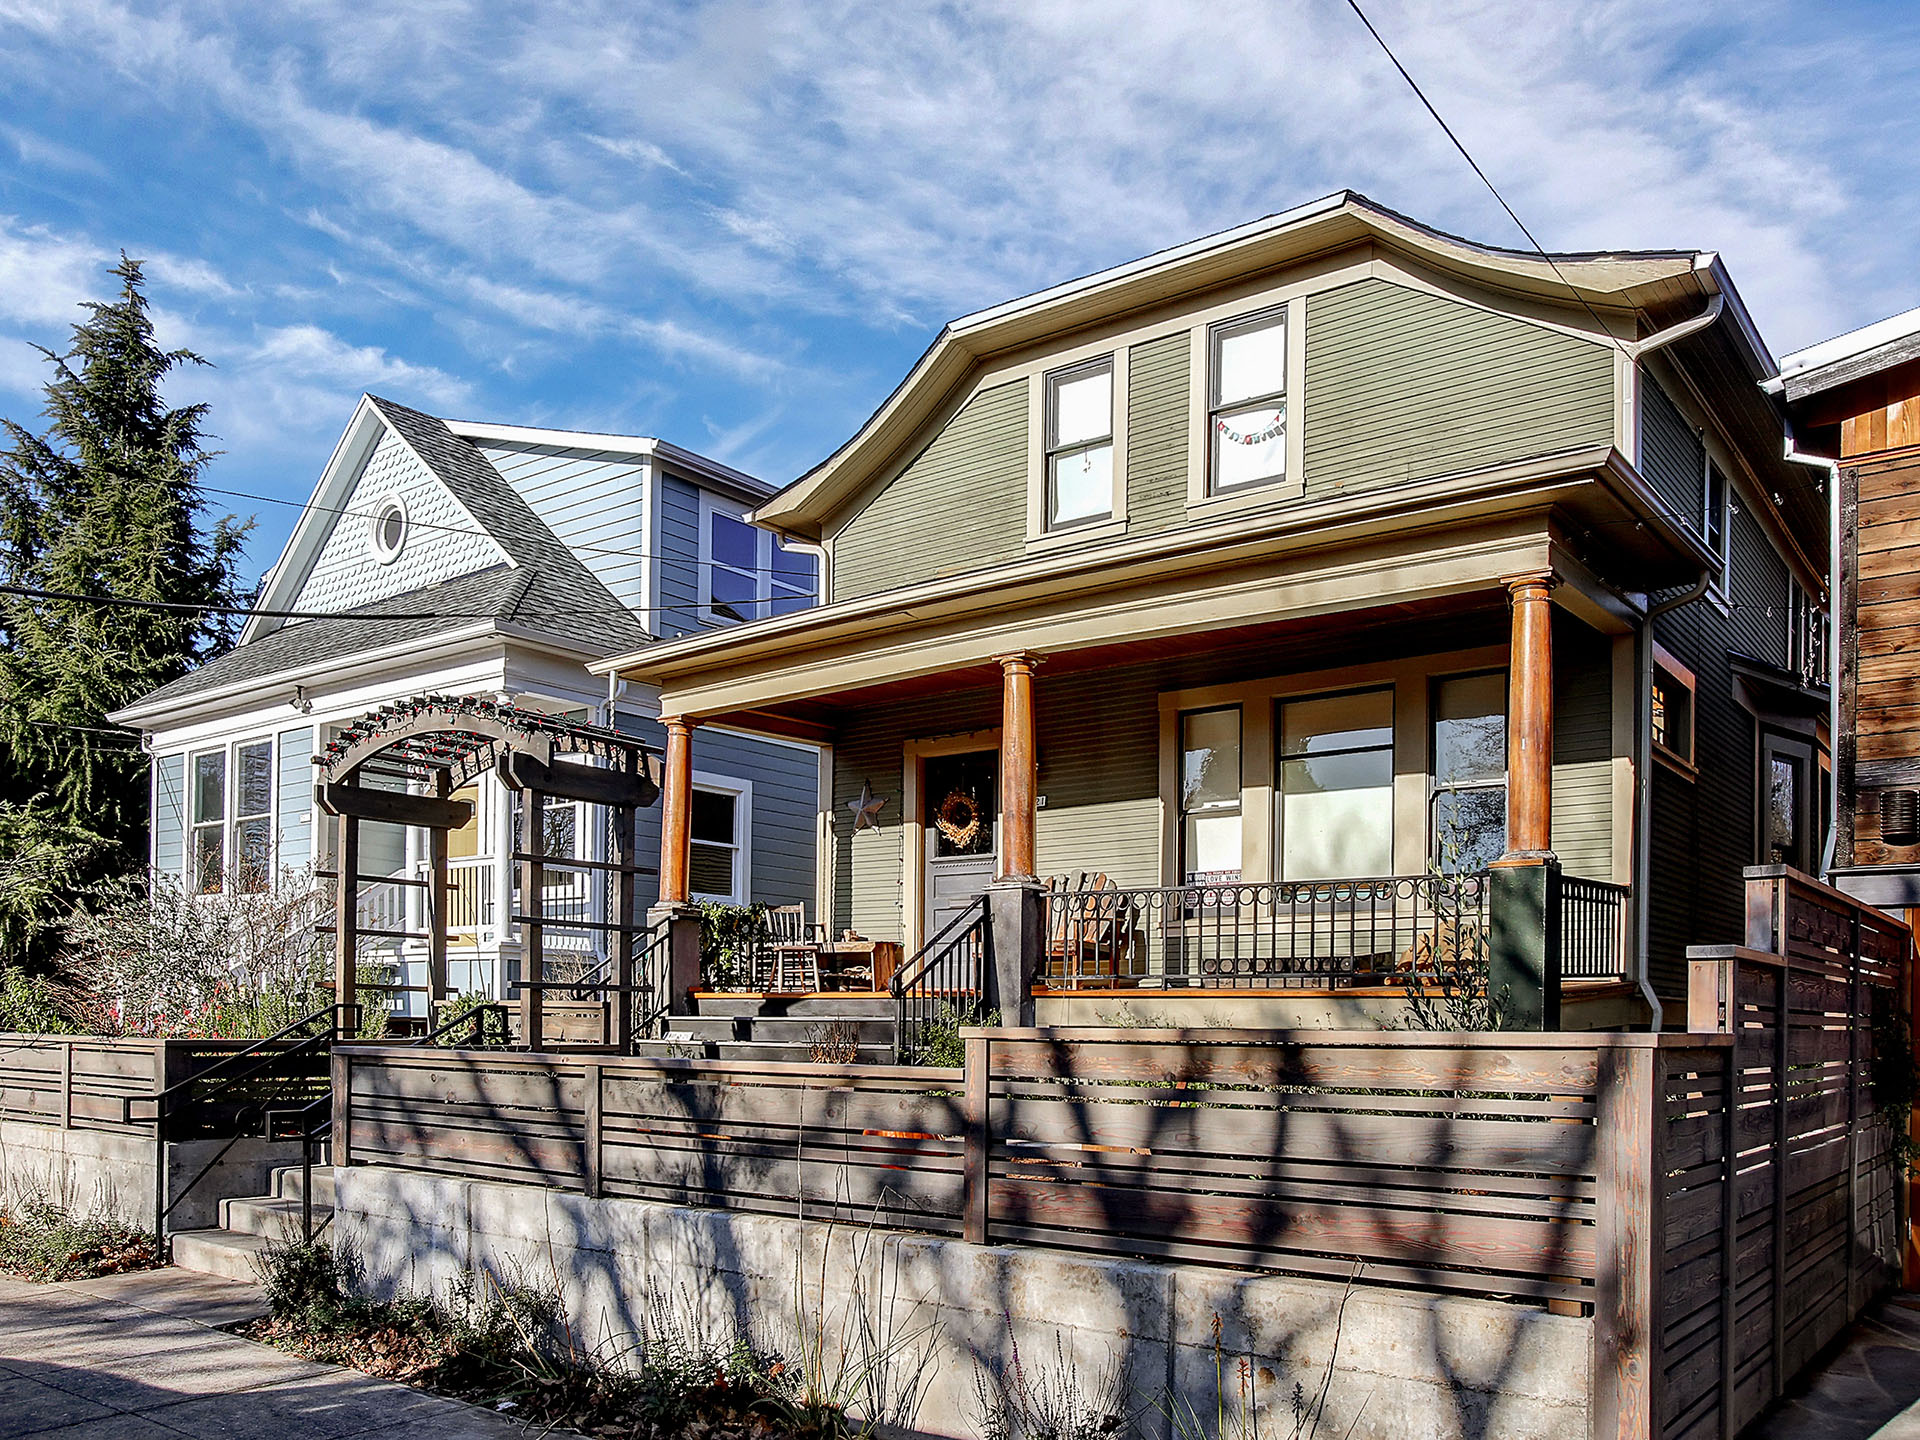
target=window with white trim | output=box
[699,493,817,624]
[1208,309,1288,495]
[187,737,276,895]
[689,775,752,904]
[1703,461,1730,587]
[1044,358,1115,531]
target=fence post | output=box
[583,1061,602,1200]
[1847,910,1863,1324]
[1771,958,1789,1406]
[1593,1042,1664,1440]
[58,1042,71,1130]
[330,1049,351,1171]
[963,1034,990,1245]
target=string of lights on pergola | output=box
[314,695,662,1049]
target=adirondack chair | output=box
[761,905,823,992]
[1044,873,1133,984]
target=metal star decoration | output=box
[846,781,888,831]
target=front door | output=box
[924,750,997,941]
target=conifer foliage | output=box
[0,255,247,966]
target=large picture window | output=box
[1179,707,1242,885]
[1431,673,1506,872]
[1208,309,1288,495]
[1044,358,1115,530]
[1277,688,1393,880]
[701,494,818,624]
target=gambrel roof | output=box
[113,396,650,721]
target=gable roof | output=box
[751,189,1754,537]
[1767,304,1920,402]
[113,398,651,722]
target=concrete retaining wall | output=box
[0,1120,303,1231]
[336,1165,1591,1440]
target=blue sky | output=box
[0,0,1915,582]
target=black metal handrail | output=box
[891,897,991,1062]
[1559,874,1631,980]
[415,1000,514,1048]
[1044,873,1491,990]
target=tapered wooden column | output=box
[658,716,696,904]
[1502,572,1557,861]
[997,654,1040,880]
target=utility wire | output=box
[0,583,750,625]
[1339,0,1635,365]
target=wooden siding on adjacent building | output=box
[831,382,1029,604]
[1300,280,1615,498]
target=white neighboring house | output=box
[109,395,827,1015]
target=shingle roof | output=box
[119,399,651,714]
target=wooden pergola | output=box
[315,696,661,1046]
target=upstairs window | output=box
[1044,359,1114,530]
[1703,461,1730,585]
[700,494,819,624]
[1209,309,1288,495]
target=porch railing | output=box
[890,896,991,1061]
[1042,873,1490,990]
[445,857,495,931]
[1558,873,1630,980]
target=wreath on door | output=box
[935,787,983,849]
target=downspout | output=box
[1780,422,1842,876]
[771,531,831,605]
[1622,293,1725,360]
[1637,572,1715,1032]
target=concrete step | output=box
[692,994,894,1019]
[269,1163,335,1208]
[170,1228,272,1283]
[218,1194,331,1241]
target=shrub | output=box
[970,1328,1132,1440]
[699,901,768,990]
[0,1196,159,1282]
[904,1002,999,1067]
[0,964,72,1033]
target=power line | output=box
[1339,0,1635,365]
[0,582,748,625]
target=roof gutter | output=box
[1622,293,1724,360]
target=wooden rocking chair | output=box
[762,905,823,993]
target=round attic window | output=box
[368,496,408,565]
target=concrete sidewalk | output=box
[0,1267,527,1438]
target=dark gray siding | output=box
[1303,280,1615,497]
[655,475,703,640]
[1639,376,1704,530]
[1127,332,1189,536]
[830,381,1029,603]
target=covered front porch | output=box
[632,511,1653,1032]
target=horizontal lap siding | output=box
[153,753,184,880]
[1126,332,1189,536]
[656,476,702,640]
[1302,280,1615,499]
[475,443,648,612]
[1553,616,1613,882]
[1035,665,1162,888]
[277,726,314,876]
[831,381,1029,603]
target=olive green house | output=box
[599,191,1826,1030]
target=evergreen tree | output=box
[0,255,247,966]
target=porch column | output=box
[1502,571,1557,861]
[996,654,1040,880]
[658,715,696,904]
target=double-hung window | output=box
[1208,309,1288,495]
[1278,688,1393,880]
[188,738,275,895]
[689,777,751,904]
[1044,359,1114,530]
[1703,461,1730,586]
[701,495,819,623]
[1178,707,1242,885]
[1430,673,1507,872]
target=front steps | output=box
[639,992,898,1064]
[170,1162,334,1281]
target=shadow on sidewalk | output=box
[1756,1294,1920,1440]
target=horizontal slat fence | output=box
[0,1036,163,1131]
[335,1050,968,1232]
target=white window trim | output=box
[367,492,409,566]
[697,491,816,626]
[1187,296,1307,514]
[181,734,279,896]
[1026,348,1129,549]
[689,770,753,905]
[1701,457,1732,604]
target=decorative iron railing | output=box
[1042,873,1491,990]
[891,896,991,1061]
[1559,874,1631,980]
